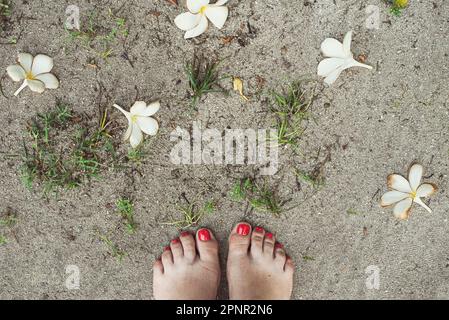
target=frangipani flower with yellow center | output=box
[381,164,437,220]
[317,31,373,85]
[113,101,160,148]
[6,53,59,96]
[174,0,229,39]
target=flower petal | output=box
[323,67,343,85]
[343,30,353,57]
[130,125,143,148]
[317,58,344,77]
[174,12,201,31]
[393,198,413,220]
[31,54,54,76]
[131,101,160,117]
[408,164,423,191]
[321,38,347,59]
[143,101,160,117]
[381,190,409,207]
[387,174,412,193]
[27,79,46,93]
[113,104,131,120]
[213,0,229,6]
[187,0,210,13]
[205,5,228,29]
[6,65,26,82]
[18,53,33,73]
[34,73,59,89]
[136,116,159,136]
[184,15,208,39]
[343,58,374,71]
[124,120,133,141]
[416,183,437,198]
[414,197,432,213]
[130,101,147,115]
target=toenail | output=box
[254,226,264,233]
[198,229,211,241]
[266,232,273,239]
[163,246,171,251]
[180,231,190,237]
[237,223,251,236]
[275,242,284,249]
[171,238,180,244]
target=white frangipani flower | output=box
[174,0,229,39]
[6,53,59,96]
[317,31,372,85]
[381,164,437,220]
[113,101,160,148]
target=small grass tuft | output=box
[98,233,127,262]
[0,212,17,227]
[0,208,17,246]
[65,9,128,60]
[269,81,316,149]
[230,178,283,217]
[20,104,120,196]
[164,200,215,229]
[303,255,315,261]
[127,145,145,164]
[346,208,359,215]
[116,197,137,234]
[185,56,227,109]
[0,0,11,22]
[295,168,325,190]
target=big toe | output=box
[228,222,252,257]
[196,228,219,264]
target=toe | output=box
[170,238,183,262]
[250,226,265,258]
[263,232,276,257]
[285,256,295,274]
[196,228,219,264]
[180,231,197,262]
[274,242,287,269]
[161,246,173,268]
[228,222,252,256]
[153,258,164,275]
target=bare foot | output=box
[227,223,294,300]
[153,229,220,300]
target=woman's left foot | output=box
[153,229,221,300]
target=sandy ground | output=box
[0,0,448,299]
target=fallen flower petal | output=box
[6,53,59,96]
[317,31,373,85]
[113,101,160,148]
[175,0,229,39]
[381,163,437,220]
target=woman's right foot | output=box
[226,223,294,300]
[153,229,220,300]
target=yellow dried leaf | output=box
[393,0,408,8]
[233,77,249,101]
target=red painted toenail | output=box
[198,229,211,241]
[171,238,180,244]
[180,231,190,237]
[255,226,264,233]
[266,233,274,239]
[237,223,251,236]
[275,242,284,249]
[163,246,171,251]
